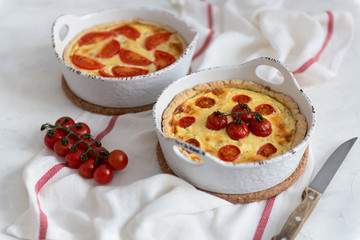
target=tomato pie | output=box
[63,19,187,78]
[162,80,307,164]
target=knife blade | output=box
[272,137,357,240]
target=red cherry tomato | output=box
[231,104,253,123]
[111,66,149,77]
[119,48,152,66]
[98,69,115,77]
[257,143,277,157]
[96,39,120,58]
[65,149,85,169]
[71,54,105,70]
[44,129,65,149]
[154,50,176,70]
[53,138,75,158]
[108,150,128,171]
[55,116,75,129]
[186,138,200,148]
[218,145,241,162]
[226,122,250,140]
[255,104,274,116]
[206,112,227,130]
[70,122,91,137]
[232,94,251,104]
[195,97,216,108]
[249,118,272,137]
[76,135,95,150]
[87,145,108,160]
[112,25,140,40]
[178,116,196,128]
[94,164,114,184]
[79,158,96,178]
[145,32,172,50]
[78,31,116,46]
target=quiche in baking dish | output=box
[63,19,187,78]
[162,80,307,164]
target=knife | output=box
[272,137,357,240]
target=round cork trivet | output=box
[61,76,153,116]
[157,143,308,204]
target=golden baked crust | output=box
[162,80,307,163]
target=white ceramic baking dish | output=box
[52,7,199,108]
[153,57,315,194]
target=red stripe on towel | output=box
[192,2,215,60]
[293,11,334,74]
[252,196,277,240]
[95,115,119,142]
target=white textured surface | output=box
[0,0,360,239]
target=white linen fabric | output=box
[7,0,353,239]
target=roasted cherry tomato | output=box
[78,31,116,46]
[186,138,200,148]
[145,32,172,50]
[108,150,128,171]
[53,138,75,158]
[94,164,114,184]
[232,94,251,104]
[70,122,91,137]
[65,148,85,169]
[218,145,241,162]
[79,158,96,178]
[231,104,253,123]
[44,129,65,149]
[72,54,105,70]
[206,112,227,130]
[154,50,176,70]
[195,97,216,108]
[248,117,272,137]
[178,116,196,128]
[111,66,149,77]
[96,39,120,58]
[257,143,277,157]
[255,104,274,116]
[55,116,75,129]
[119,48,152,66]
[226,122,250,140]
[111,25,140,40]
[98,69,114,77]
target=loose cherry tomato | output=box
[44,129,65,149]
[119,48,152,66]
[206,112,227,130]
[257,143,277,157]
[195,97,216,108]
[231,104,253,123]
[255,104,274,116]
[65,148,85,169]
[108,150,128,171]
[248,117,272,137]
[96,39,120,58]
[186,138,200,148]
[154,50,176,70]
[72,54,105,70]
[55,116,75,129]
[232,94,251,103]
[226,122,250,140]
[78,31,116,46]
[112,25,140,40]
[53,138,75,158]
[145,32,172,50]
[94,164,114,184]
[111,66,149,77]
[79,158,96,178]
[178,116,196,128]
[70,122,91,137]
[218,145,241,162]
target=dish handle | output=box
[52,14,80,54]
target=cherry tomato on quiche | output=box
[70,122,91,137]
[79,158,96,178]
[96,39,120,59]
[257,143,277,157]
[218,145,241,162]
[186,138,200,148]
[111,66,149,77]
[154,50,176,70]
[178,116,196,128]
[206,112,227,130]
[111,25,140,40]
[53,138,75,158]
[77,31,116,46]
[119,48,152,66]
[108,150,128,171]
[231,104,253,123]
[232,94,251,104]
[94,164,114,184]
[65,148,85,169]
[248,117,272,137]
[44,129,65,149]
[55,116,75,129]
[145,32,172,50]
[226,122,250,140]
[195,97,216,108]
[98,69,114,77]
[72,54,105,70]
[255,104,274,116]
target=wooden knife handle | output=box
[272,187,322,240]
